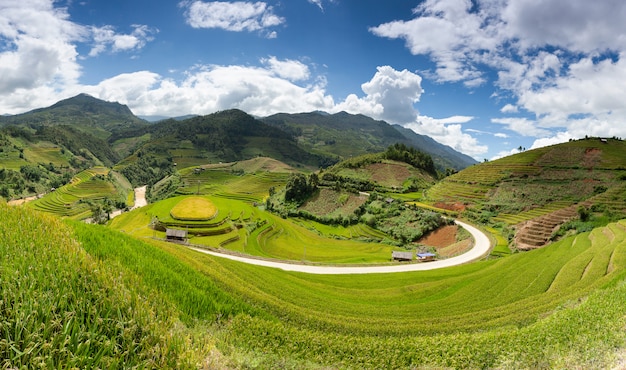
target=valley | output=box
[1,95,626,369]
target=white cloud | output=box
[494,133,509,138]
[491,117,551,137]
[78,61,334,117]
[89,24,157,57]
[500,104,518,113]
[181,1,284,37]
[369,0,499,86]
[334,66,423,124]
[519,56,626,120]
[501,0,626,52]
[0,0,159,112]
[529,132,574,150]
[371,0,626,152]
[261,56,310,82]
[307,0,335,11]
[308,0,323,10]
[0,0,83,98]
[405,115,488,159]
[490,147,521,161]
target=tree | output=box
[578,205,591,222]
[20,165,44,182]
[285,173,309,202]
[284,173,319,203]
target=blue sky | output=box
[2,0,626,160]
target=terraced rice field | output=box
[493,200,574,225]
[28,167,114,219]
[178,166,289,203]
[514,204,586,250]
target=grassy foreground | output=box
[0,203,220,368]
[2,202,626,368]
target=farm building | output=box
[166,228,188,243]
[392,251,413,261]
[417,252,436,262]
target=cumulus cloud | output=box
[491,147,521,161]
[89,24,157,56]
[501,0,626,52]
[529,132,574,150]
[78,60,334,117]
[0,0,83,98]
[369,0,498,87]
[181,1,284,37]
[261,56,310,81]
[491,117,552,138]
[405,115,488,159]
[335,66,423,124]
[372,0,626,150]
[0,0,159,112]
[500,104,518,113]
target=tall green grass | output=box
[0,203,215,368]
[71,221,257,323]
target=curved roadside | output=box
[187,219,492,274]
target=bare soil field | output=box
[367,162,412,187]
[419,224,458,247]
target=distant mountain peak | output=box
[0,93,147,135]
[48,93,133,114]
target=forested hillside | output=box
[262,111,477,170]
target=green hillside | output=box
[426,137,626,249]
[261,111,477,170]
[0,93,147,140]
[2,199,626,368]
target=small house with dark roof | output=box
[392,251,413,262]
[166,228,188,243]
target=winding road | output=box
[129,186,491,274]
[187,220,492,274]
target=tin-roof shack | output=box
[417,252,436,262]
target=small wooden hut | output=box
[392,251,413,262]
[166,228,188,243]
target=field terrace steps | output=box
[514,203,590,250]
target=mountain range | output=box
[0,93,476,175]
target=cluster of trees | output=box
[383,143,437,176]
[120,152,175,187]
[0,165,73,199]
[284,173,319,203]
[319,172,375,193]
[357,194,450,245]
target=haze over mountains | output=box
[0,94,476,171]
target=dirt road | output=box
[188,220,491,274]
[131,186,147,209]
[108,186,147,220]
